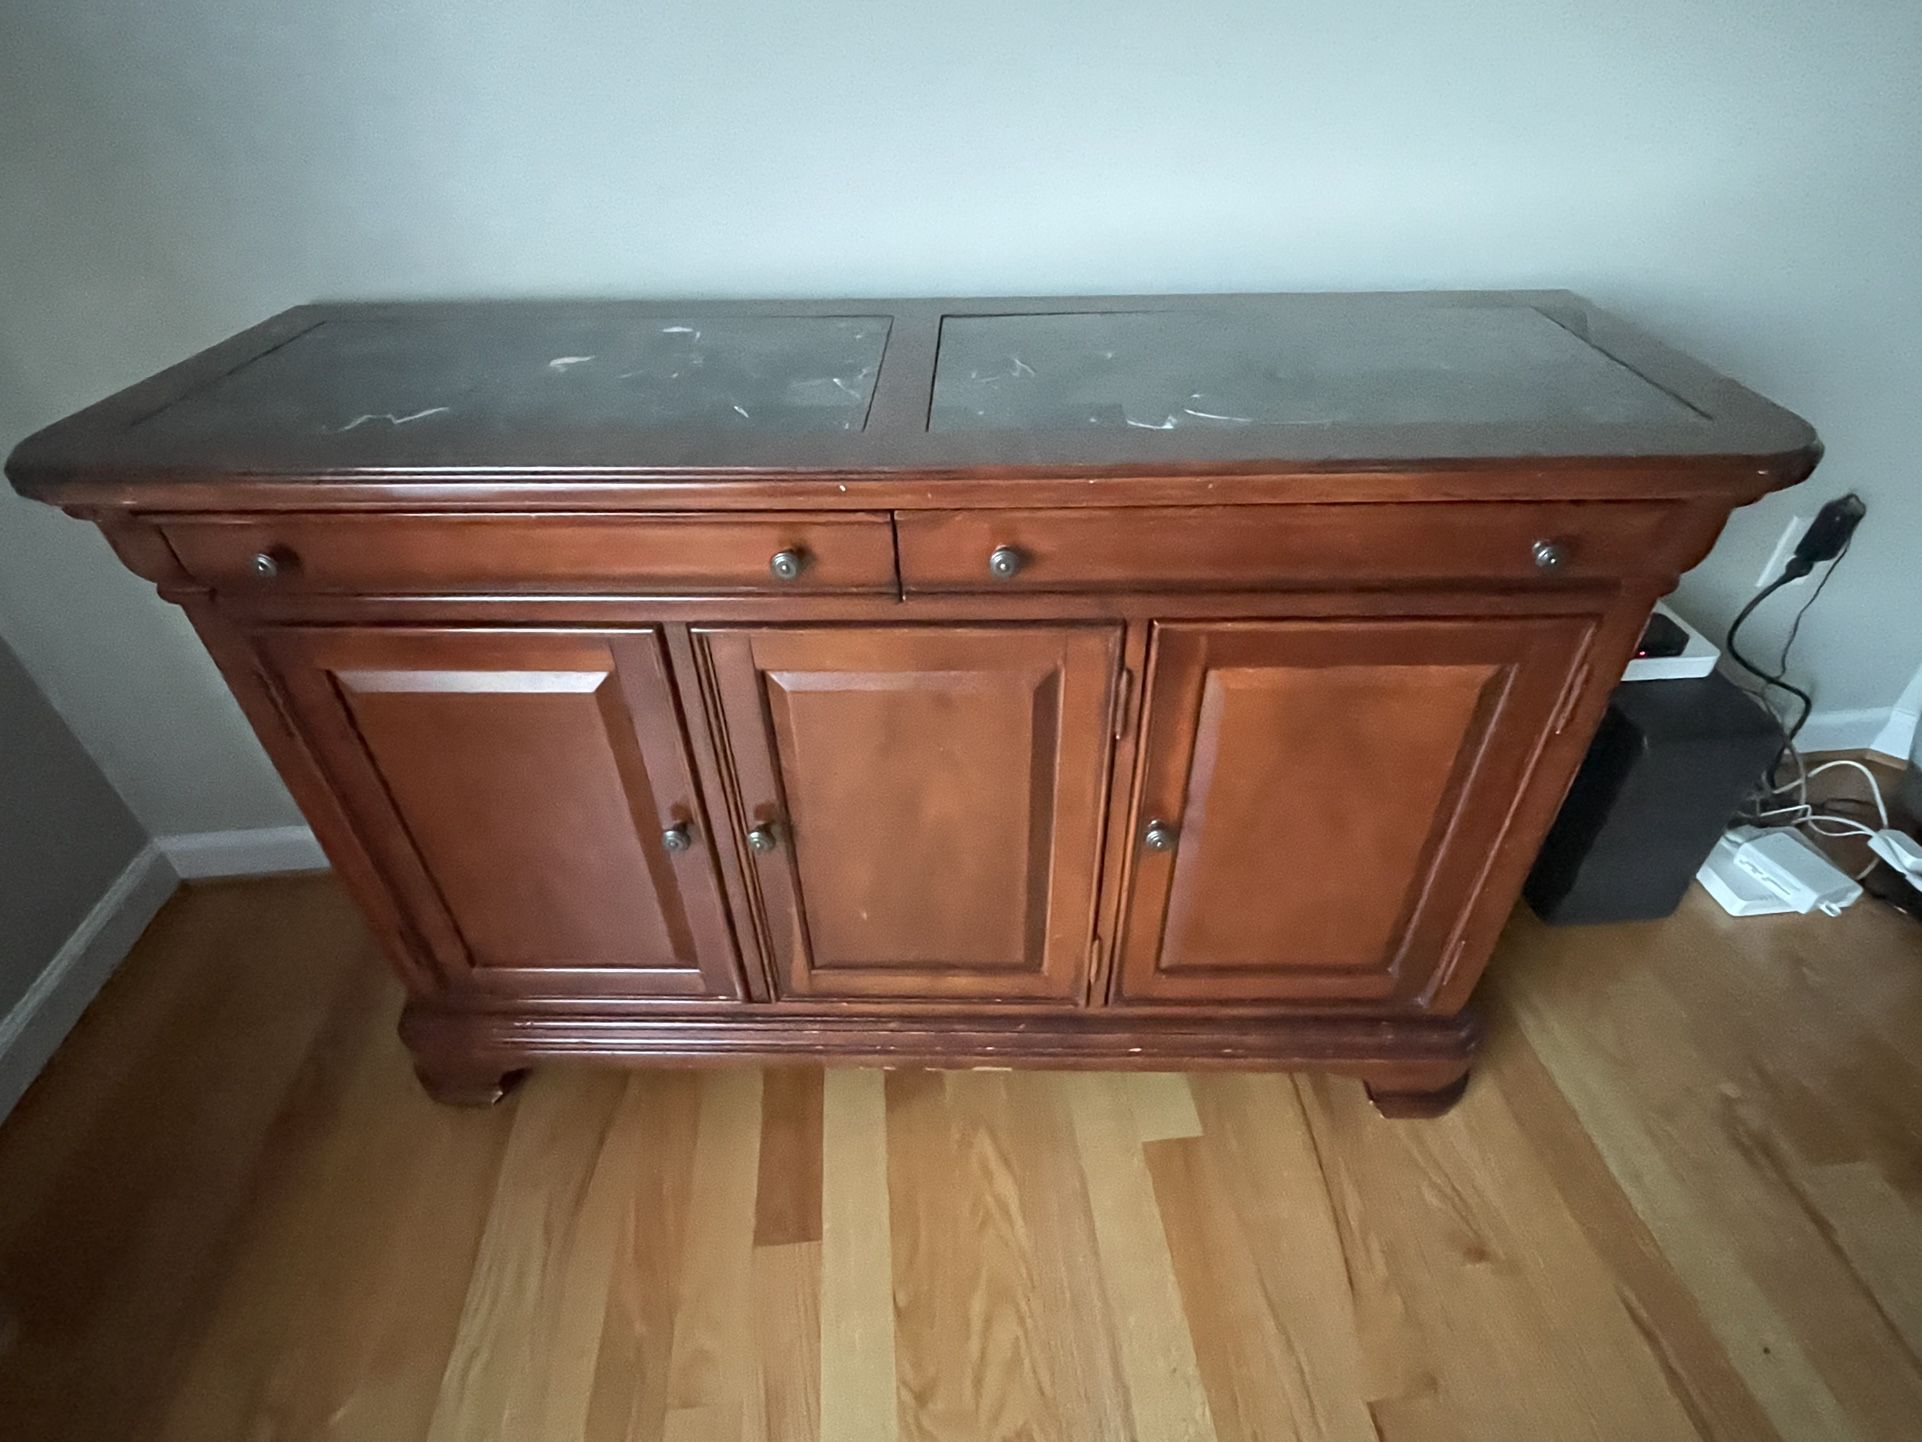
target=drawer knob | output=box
[1143,818,1179,852]
[250,550,283,579]
[661,822,693,853]
[987,544,1025,580]
[1531,538,1569,572]
[769,548,806,582]
[746,822,779,854]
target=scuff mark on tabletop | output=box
[327,406,451,433]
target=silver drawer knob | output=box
[661,822,692,853]
[1531,538,1568,572]
[1143,818,1179,852]
[988,544,1024,579]
[251,550,282,579]
[746,823,779,853]
[769,548,805,582]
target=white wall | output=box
[3,0,1918,836]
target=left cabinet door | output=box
[255,626,743,999]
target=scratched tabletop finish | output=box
[5,293,1820,499]
[929,305,1701,432]
[136,312,893,439]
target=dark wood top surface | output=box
[7,292,1819,512]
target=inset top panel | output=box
[930,305,1700,432]
[140,313,890,440]
[8,293,1821,510]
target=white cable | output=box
[1805,815,1877,838]
[1804,759,1890,829]
[1799,813,1883,879]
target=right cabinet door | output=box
[1113,616,1593,1005]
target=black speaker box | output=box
[1525,672,1782,924]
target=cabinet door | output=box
[257,627,742,999]
[1114,617,1592,1005]
[699,626,1122,1001]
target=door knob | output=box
[251,550,284,579]
[746,823,779,853]
[769,548,806,582]
[661,822,693,853]
[1143,818,1179,852]
[1531,538,1568,571]
[987,544,1024,579]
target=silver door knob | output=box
[746,823,779,853]
[251,550,282,579]
[1143,818,1179,852]
[769,549,805,582]
[987,545,1024,579]
[1531,538,1568,571]
[661,822,692,853]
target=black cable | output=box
[1725,531,1859,815]
[1726,573,1815,739]
[1773,530,1853,691]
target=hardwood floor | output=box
[0,875,1917,1441]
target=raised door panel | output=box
[1114,616,1593,1005]
[699,626,1121,1001]
[257,627,742,998]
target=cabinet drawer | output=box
[162,512,898,595]
[897,502,1687,592]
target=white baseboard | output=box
[0,844,180,1122]
[1799,704,1917,761]
[156,824,330,879]
[1868,705,1919,766]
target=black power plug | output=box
[1783,493,1866,579]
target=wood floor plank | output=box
[1501,896,1922,1441]
[1476,1007,1782,1442]
[890,1070,1120,1441]
[1296,1069,1706,1442]
[584,1072,704,1442]
[755,1068,824,1248]
[752,1239,822,1442]
[1796,1160,1922,1355]
[1181,1073,1377,1442]
[975,1073,1132,1440]
[0,879,375,1442]
[661,1070,766,1442]
[425,1069,635,1442]
[2,874,1918,1442]
[1125,1072,1204,1143]
[1147,1085,1376,1442]
[156,965,513,1442]
[819,1067,897,1442]
[1065,1072,1216,1442]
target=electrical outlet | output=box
[1757,515,1811,588]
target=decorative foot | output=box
[412,1060,524,1107]
[1365,1071,1470,1119]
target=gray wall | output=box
[2,0,1918,838]
[0,635,150,1017]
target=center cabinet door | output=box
[697,626,1122,1001]
[256,627,743,999]
[1113,616,1594,1006]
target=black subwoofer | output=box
[1526,672,1781,924]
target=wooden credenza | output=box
[7,292,1818,1114]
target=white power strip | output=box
[1697,826,1863,917]
[1868,828,1922,891]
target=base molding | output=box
[399,1002,1480,1114]
[0,844,179,1121]
[156,824,328,879]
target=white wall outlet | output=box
[1756,515,1811,587]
